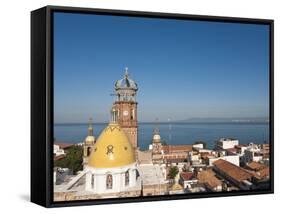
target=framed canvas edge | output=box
[31,5,274,208]
[31,7,48,207]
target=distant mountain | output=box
[175,117,269,123]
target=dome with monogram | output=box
[88,122,135,168]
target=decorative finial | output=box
[125,67,129,78]
[154,118,160,134]
[88,117,93,136]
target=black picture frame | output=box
[31,5,274,208]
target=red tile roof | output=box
[180,172,195,181]
[162,145,193,153]
[197,169,222,188]
[213,159,253,182]
[255,167,270,179]
[246,162,266,171]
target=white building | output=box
[53,144,65,156]
[216,138,239,150]
[179,172,198,189]
[54,167,71,185]
[243,143,263,163]
[192,143,204,149]
[138,164,167,196]
[235,145,248,156]
[187,151,201,163]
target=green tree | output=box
[168,166,179,179]
[161,140,168,146]
[54,146,83,174]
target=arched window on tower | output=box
[106,174,113,189]
[91,175,94,189]
[125,170,129,186]
[136,169,140,179]
[87,147,91,156]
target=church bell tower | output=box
[83,117,96,167]
[152,126,163,164]
[113,68,138,150]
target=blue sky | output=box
[54,12,270,123]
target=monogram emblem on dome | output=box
[106,145,114,155]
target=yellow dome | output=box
[88,122,135,168]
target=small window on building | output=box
[125,170,129,186]
[106,174,113,189]
[136,169,140,179]
[91,175,94,189]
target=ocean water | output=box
[54,122,269,150]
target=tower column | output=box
[113,67,138,149]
